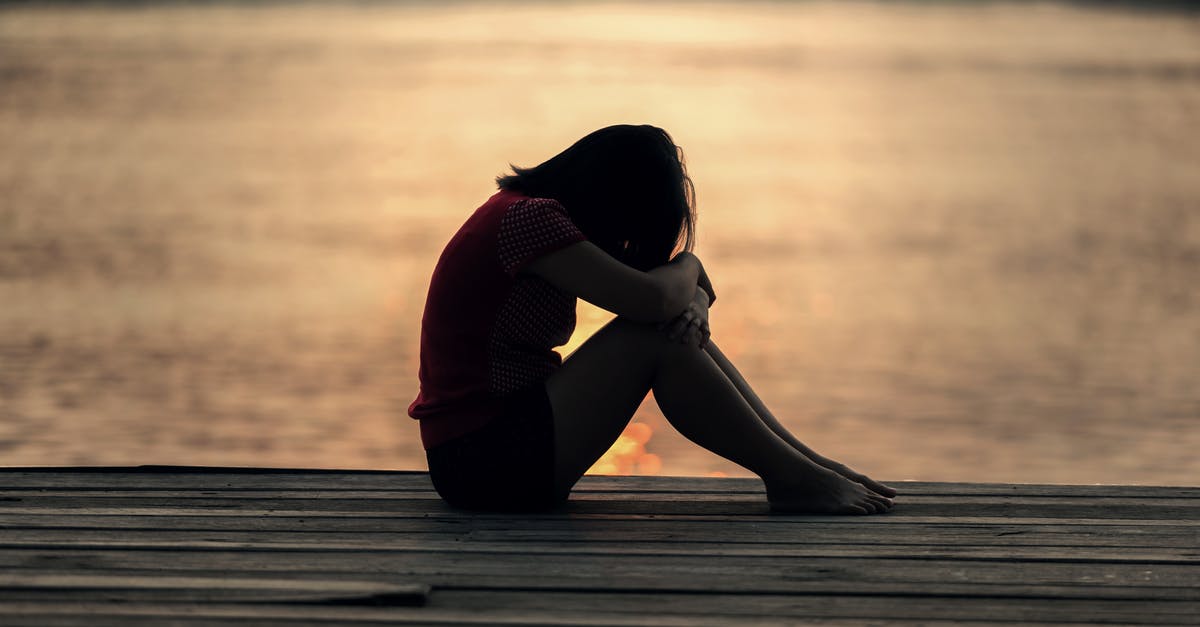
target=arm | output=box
[660,284,711,347]
[697,263,716,306]
[524,241,701,323]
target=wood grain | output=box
[0,467,1196,624]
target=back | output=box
[408,190,587,447]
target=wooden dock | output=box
[0,467,1196,625]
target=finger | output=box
[676,316,696,340]
[666,317,690,341]
[661,314,680,338]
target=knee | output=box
[607,316,658,336]
[607,317,702,362]
[607,317,668,347]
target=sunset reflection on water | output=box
[1,2,1197,485]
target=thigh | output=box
[545,318,664,495]
[425,384,560,512]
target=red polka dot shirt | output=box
[409,190,587,449]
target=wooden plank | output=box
[577,478,1200,499]
[2,509,1190,533]
[0,510,1193,529]
[5,491,1199,512]
[0,470,1195,625]
[2,490,1094,518]
[0,573,428,606]
[3,487,1196,508]
[11,583,1192,608]
[0,490,444,499]
[429,590,1200,623]
[2,526,1195,550]
[4,549,1198,594]
[7,564,1197,604]
[432,590,1200,624]
[2,492,1190,521]
[0,466,411,477]
[0,592,1197,624]
[0,536,1195,563]
[1,470,1196,499]
[0,601,758,626]
[1,524,1192,578]
[0,470,432,492]
[3,498,1197,522]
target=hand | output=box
[657,288,711,348]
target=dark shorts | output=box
[425,383,563,512]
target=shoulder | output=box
[500,194,579,235]
[502,195,571,223]
[499,195,579,238]
[495,194,586,276]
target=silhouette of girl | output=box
[410,124,895,513]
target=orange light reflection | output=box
[586,421,660,476]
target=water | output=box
[1,2,1198,484]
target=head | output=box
[496,124,696,271]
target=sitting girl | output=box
[409,124,895,514]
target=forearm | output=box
[647,253,702,319]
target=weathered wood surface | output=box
[1,467,1196,625]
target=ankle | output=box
[762,461,839,489]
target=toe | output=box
[861,476,897,498]
[870,495,893,511]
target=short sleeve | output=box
[497,198,587,276]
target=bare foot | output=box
[765,468,894,515]
[817,459,898,498]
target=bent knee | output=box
[606,317,670,346]
[606,316,659,336]
[606,317,704,360]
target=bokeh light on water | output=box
[1,2,1197,484]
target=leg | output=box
[546,318,892,514]
[704,342,897,498]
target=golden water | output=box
[2,2,1198,484]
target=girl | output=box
[409,124,895,514]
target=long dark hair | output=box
[496,124,696,271]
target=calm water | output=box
[1,2,1198,484]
